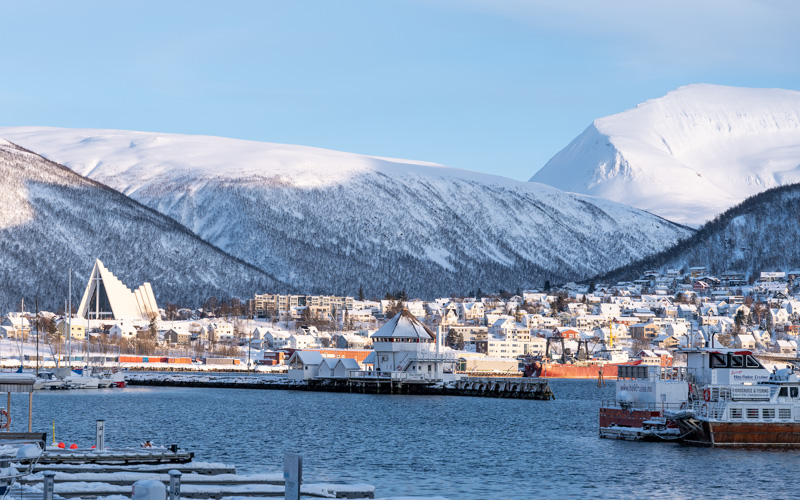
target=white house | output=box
[209,322,234,342]
[287,351,324,381]
[774,340,797,355]
[288,334,319,350]
[333,358,361,378]
[264,330,290,350]
[735,334,756,350]
[109,322,137,339]
[317,358,337,378]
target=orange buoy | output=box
[57,442,65,449]
[91,445,96,449]
[69,443,78,449]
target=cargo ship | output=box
[525,360,621,379]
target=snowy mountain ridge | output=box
[530,84,800,225]
[0,140,285,310]
[0,127,692,299]
[595,183,800,283]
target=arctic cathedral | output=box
[77,259,159,322]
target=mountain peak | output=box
[531,84,800,225]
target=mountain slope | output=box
[530,84,800,226]
[595,183,800,283]
[0,127,692,298]
[0,139,285,311]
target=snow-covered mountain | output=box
[596,183,800,283]
[0,127,691,299]
[530,84,800,226]
[0,139,285,310]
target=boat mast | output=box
[68,268,72,368]
[35,298,39,375]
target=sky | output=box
[2,0,800,181]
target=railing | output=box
[348,370,437,382]
[601,400,688,412]
[616,365,693,383]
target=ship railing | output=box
[689,399,727,421]
[616,365,692,382]
[601,400,689,413]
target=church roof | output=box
[371,309,435,340]
[77,259,159,321]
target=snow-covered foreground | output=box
[532,84,800,225]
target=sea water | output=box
[12,380,800,499]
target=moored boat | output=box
[666,350,800,446]
[600,346,800,446]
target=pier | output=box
[126,373,554,399]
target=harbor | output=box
[1,381,797,499]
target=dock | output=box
[33,448,194,465]
[126,373,554,400]
[18,472,375,499]
[14,448,374,499]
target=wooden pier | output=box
[33,449,194,465]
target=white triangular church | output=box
[78,259,159,321]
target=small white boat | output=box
[63,372,100,389]
[34,372,68,390]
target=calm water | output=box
[7,380,800,499]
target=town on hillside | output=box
[2,260,800,378]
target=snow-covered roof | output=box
[335,358,361,370]
[371,309,435,340]
[289,350,324,366]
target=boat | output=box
[111,371,126,388]
[600,346,800,446]
[33,372,69,390]
[524,320,636,379]
[598,363,688,441]
[63,371,100,389]
[666,349,800,446]
[525,359,623,379]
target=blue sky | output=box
[2,0,799,181]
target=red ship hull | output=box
[539,363,619,379]
[682,421,800,446]
[599,407,662,428]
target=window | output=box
[746,408,759,419]
[762,408,775,420]
[745,355,761,368]
[779,408,792,420]
[780,387,789,397]
[711,353,727,368]
[729,408,743,419]
[791,387,799,398]
[730,355,744,368]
